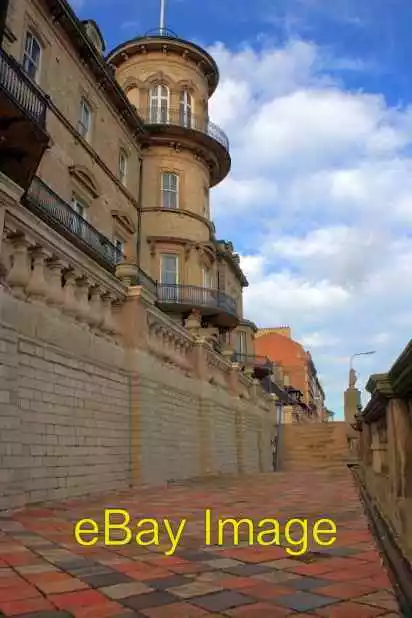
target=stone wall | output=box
[356,358,412,565]
[0,191,275,511]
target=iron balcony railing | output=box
[232,352,273,369]
[0,48,47,127]
[24,177,123,271]
[157,283,238,317]
[139,107,229,151]
[135,268,157,298]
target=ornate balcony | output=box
[232,353,274,379]
[156,283,238,328]
[23,177,123,272]
[0,48,49,189]
[138,108,230,186]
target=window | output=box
[149,85,169,123]
[236,331,247,356]
[160,254,179,284]
[202,267,212,289]
[22,31,41,82]
[70,195,88,237]
[114,238,125,263]
[118,150,128,185]
[203,187,209,218]
[160,254,179,302]
[179,90,192,128]
[161,172,179,209]
[71,195,87,219]
[78,98,92,140]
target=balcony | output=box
[23,177,123,272]
[138,108,230,186]
[140,108,228,150]
[232,353,274,379]
[156,283,238,328]
[0,48,49,190]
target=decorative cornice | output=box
[365,373,394,397]
[44,0,145,135]
[362,393,387,424]
[388,340,412,396]
[69,165,100,198]
[111,211,136,234]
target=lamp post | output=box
[349,350,376,370]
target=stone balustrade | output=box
[0,202,127,340]
[354,346,412,565]
[145,306,194,374]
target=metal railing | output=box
[139,107,229,151]
[135,268,157,297]
[232,352,273,369]
[0,48,47,126]
[24,177,123,271]
[156,283,238,316]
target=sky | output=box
[71,0,412,418]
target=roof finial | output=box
[160,0,166,34]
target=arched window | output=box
[149,84,169,123]
[179,90,192,128]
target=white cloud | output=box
[208,37,412,417]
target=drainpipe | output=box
[136,155,143,270]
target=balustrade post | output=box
[74,276,91,324]
[192,338,208,380]
[46,258,64,308]
[61,269,79,318]
[26,247,48,301]
[7,234,31,299]
[89,285,104,330]
[101,293,116,334]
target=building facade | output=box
[0,0,292,507]
[255,326,326,421]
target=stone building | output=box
[0,0,289,508]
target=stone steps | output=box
[280,422,348,471]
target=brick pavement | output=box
[0,468,402,617]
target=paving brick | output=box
[191,591,255,612]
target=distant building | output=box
[255,327,326,421]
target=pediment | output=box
[69,165,100,198]
[111,210,136,234]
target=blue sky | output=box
[72,0,412,418]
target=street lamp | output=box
[349,351,376,370]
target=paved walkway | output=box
[0,468,402,617]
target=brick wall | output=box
[0,288,274,510]
[0,292,131,510]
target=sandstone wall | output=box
[0,284,275,511]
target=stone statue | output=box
[349,367,357,388]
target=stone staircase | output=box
[280,421,349,471]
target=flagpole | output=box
[160,0,165,34]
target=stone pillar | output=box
[344,386,361,460]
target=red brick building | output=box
[255,326,325,419]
